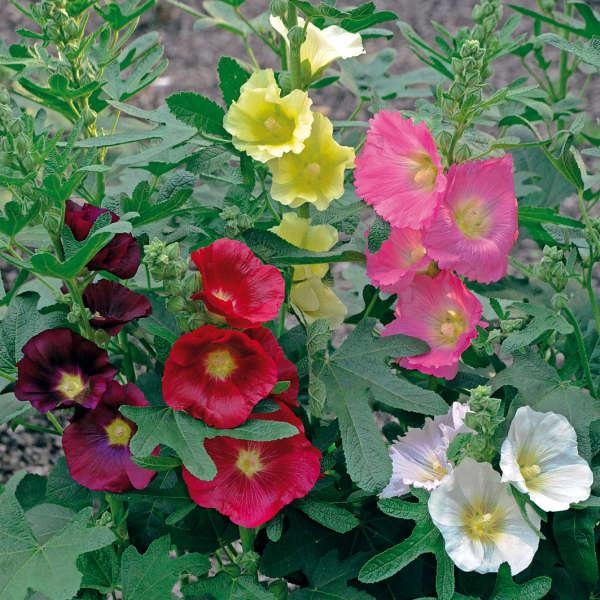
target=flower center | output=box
[409,153,438,191]
[306,162,321,177]
[204,349,237,380]
[453,198,490,239]
[436,309,467,346]
[262,111,295,142]
[212,289,232,302]
[236,448,263,478]
[461,502,505,542]
[55,372,87,403]
[105,417,133,446]
[430,456,448,480]
[520,463,542,481]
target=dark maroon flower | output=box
[65,200,141,279]
[83,280,152,336]
[63,381,157,493]
[15,328,117,413]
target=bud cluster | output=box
[0,88,36,174]
[33,0,82,50]
[471,0,503,50]
[221,205,254,237]
[534,245,568,291]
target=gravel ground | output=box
[0,0,593,481]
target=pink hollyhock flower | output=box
[383,271,484,379]
[245,327,299,408]
[366,227,432,293]
[423,156,518,283]
[15,328,117,412]
[83,280,152,336]
[162,325,278,428]
[63,381,157,493]
[65,200,141,279]
[191,239,285,329]
[182,401,321,527]
[354,111,446,229]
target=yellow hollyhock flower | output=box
[270,212,338,280]
[223,69,313,163]
[268,112,355,211]
[290,276,347,328]
[270,16,365,78]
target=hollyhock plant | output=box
[182,401,321,527]
[500,406,592,511]
[191,239,285,329]
[429,459,541,575]
[63,381,157,493]
[223,68,313,163]
[246,327,299,408]
[15,327,117,412]
[366,226,432,293]
[65,200,141,279]
[423,156,518,283]
[383,271,484,379]
[83,280,152,336]
[380,402,470,498]
[162,325,278,428]
[270,16,365,79]
[354,112,446,229]
[268,112,355,211]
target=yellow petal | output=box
[290,277,347,328]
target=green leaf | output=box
[184,572,277,599]
[77,546,120,594]
[0,393,30,425]
[121,535,209,600]
[358,494,453,600]
[121,406,299,480]
[538,33,600,68]
[45,457,96,512]
[0,472,115,600]
[95,0,156,30]
[166,91,227,137]
[218,56,250,107]
[295,498,360,534]
[553,508,599,584]
[319,319,447,491]
[0,200,40,238]
[367,216,391,253]
[489,563,552,599]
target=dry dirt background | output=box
[0,0,554,480]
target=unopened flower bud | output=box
[288,25,306,47]
[166,296,186,313]
[81,106,97,127]
[270,0,288,18]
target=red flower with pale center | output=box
[63,381,157,493]
[246,327,299,407]
[191,239,285,328]
[65,200,141,279]
[182,401,321,527]
[162,325,278,428]
[83,280,152,336]
[15,327,117,413]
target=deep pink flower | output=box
[191,239,285,329]
[423,156,518,283]
[63,381,157,493]
[182,401,321,527]
[162,325,278,428]
[366,227,432,293]
[245,327,299,408]
[83,280,152,336]
[383,271,484,379]
[65,200,141,279]
[15,328,117,412]
[354,111,446,229]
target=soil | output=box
[0,0,589,481]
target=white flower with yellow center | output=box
[270,16,365,79]
[428,458,541,575]
[500,406,593,512]
[380,402,470,498]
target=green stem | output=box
[46,412,64,435]
[563,305,596,396]
[65,278,94,339]
[239,526,256,553]
[163,0,206,19]
[362,291,378,320]
[585,264,600,335]
[286,4,303,91]
[118,330,136,382]
[11,419,58,435]
[234,7,279,53]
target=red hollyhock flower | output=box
[15,328,117,413]
[65,200,141,279]
[83,280,152,336]
[162,325,278,428]
[182,401,321,527]
[246,327,299,407]
[63,381,157,492]
[191,239,284,328]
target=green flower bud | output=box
[166,296,186,313]
[9,120,23,136]
[288,25,306,47]
[14,133,29,155]
[551,292,569,311]
[499,318,525,333]
[237,550,260,575]
[81,106,97,127]
[93,329,111,346]
[270,0,288,18]
[63,18,80,40]
[20,154,35,172]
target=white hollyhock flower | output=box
[429,458,541,575]
[380,402,470,498]
[500,406,593,512]
[270,16,365,77]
